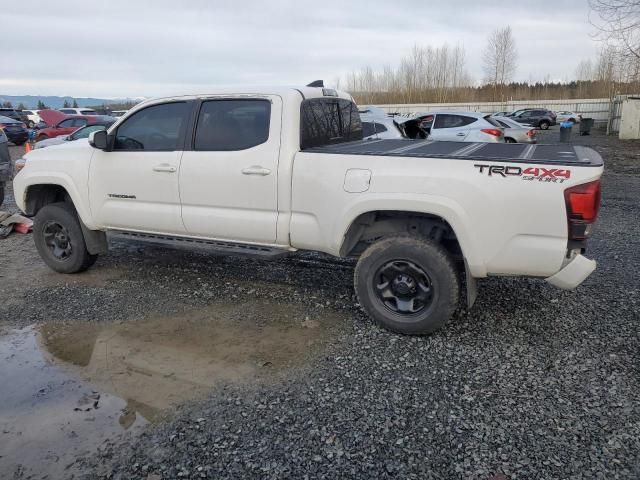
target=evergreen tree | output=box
[17,102,26,110]
[72,99,79,108]
[37,100,47,109]
[63,100,70,108]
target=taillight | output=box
[564,180,601,240]
[481,128,502,137]
[526,129,535,138]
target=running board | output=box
[107,231,291,258]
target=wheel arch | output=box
[336,203,485,278]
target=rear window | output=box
[484,115,503,127]
[80,110,97,115]
[300,98,362,149]
[434,114,477,128]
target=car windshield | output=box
[0,115,18,123]
[70,124,110,140]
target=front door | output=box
[430,113,476,141]
[88,101,191,234]
[179,96,281,244]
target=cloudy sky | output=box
[2,0,598,98]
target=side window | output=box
[59,109,74,114]
[361,122,388,137]
[72,119,87,127]
[496,120,510,128]
[194,99,270,151]
[300,98,362,149]
[58,119,75,128]
[374,122,388,133]
[433,114,477,129]
[114,102,189,151]
[362,122,376,137]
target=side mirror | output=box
[89,130,108,150]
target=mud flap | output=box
[80,221,108,255]
[465,259,478,309]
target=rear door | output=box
[430,114,478,141]
[179,96,281,244]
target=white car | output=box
[34,123,115,149]
[415,111,505,142]
[359,106,404,140]
[14,83,603,335]
[492,116,537,144]
[21,110,42,128]
[555,111,582,123]
[58,108,99,115]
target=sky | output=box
[1,0,599,98]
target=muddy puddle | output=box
[0,299,345,478]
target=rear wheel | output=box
[539,120,550,130]
[505,137,516,143]
[33,202,98,273]
[354,235,459,335]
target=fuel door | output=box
[343,169,372,193]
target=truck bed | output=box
[305,139,604,167]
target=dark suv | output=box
[0,108,29,124]
[508,109,557,130]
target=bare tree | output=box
[483,26,518,100]
[589,0,640,60]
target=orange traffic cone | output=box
[24,142,31,153]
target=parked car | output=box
[58,107,99,115]
[491,111,511,117]
[20,109,42,128]
[492,116,537,143]
[35,121,115,149]
[36,115,114,141]
[0,128,9,206]
[110,110,129,118]
[359,106,405,140]
[13,84,603,335]
[415,111,505,142]
[0,107,29,124]
[508,109,557,130]
[555,111,582,123]
[0,115,29,145]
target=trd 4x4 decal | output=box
[474,164,571,183]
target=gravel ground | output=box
[1,131,639,479]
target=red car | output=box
[36,110,114,141]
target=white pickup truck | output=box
[13,83,603,334]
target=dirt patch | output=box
[0,299,346,478]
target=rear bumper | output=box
[545,254,596,290]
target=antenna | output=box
[306,80,324,88]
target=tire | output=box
[505,137,516,143]
[0,183,4,208]
[539,120,550,130]
[33,202,98,273]
[354,235,459,335]
[13,141,26,146]
[28,120,35,128]
[568,118,576,124]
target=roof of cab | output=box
[132,86,353,110]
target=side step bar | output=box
[107,231,291,258]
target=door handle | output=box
[456,132,466,136]
[153,164,177,173]
[241,166,271,176]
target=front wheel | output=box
[33,202,98,273]
[539,121,550,130]
[354,235,460,335]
